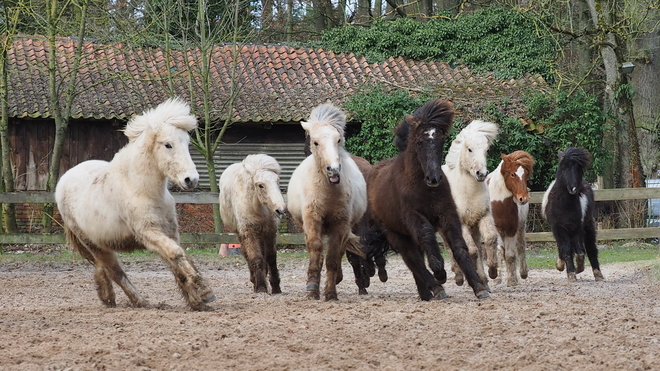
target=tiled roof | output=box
[7,35,548,122]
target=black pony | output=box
[542,148,604,281]
[365,99,490,300]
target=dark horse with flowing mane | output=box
[542,148,604,282]
[366,99,490,300]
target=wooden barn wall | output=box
[9,118,127,191]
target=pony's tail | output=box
[344,232,366,258]
[65,227,96,264]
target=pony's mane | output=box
[243,154,281,175]
[123,97,198,142]
[506,150,535,176]
[559,147,592,169]
[304,102,346,138]
[394,99,454,151]
[445,120,498,169]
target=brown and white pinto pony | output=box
[55,98,216,310]
[287,103,368,301]
[219,154,287,294]
[487,151,534,286]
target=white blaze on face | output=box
[515,166,525,179]
[425,129,436,139]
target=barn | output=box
[5,35,546,231]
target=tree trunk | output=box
[437,0,460,16]
[356,0,371,25]
[0,32,18,233]
[286,0,293,42]
[42,0,89,230]
[312,0,326,33]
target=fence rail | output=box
[1,188,659,245]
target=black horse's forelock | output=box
[394,99,455,152]
[560,147,592,169]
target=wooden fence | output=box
[0,188,659,246]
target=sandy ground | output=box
[0,250,659,371]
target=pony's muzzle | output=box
[475,170,488,182]
[568,186,578,195]
[275,208,286,218]
[425,174,441,187]
[517,196,529,205]
[183,176,199,189]
[326,165,341,184]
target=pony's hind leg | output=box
[346,251,369,295]
[502,236,519,287]
[95,249,148,307]
[479,216,501,280]
[517,227,529,280]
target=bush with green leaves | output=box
[344,89,606,191]
[309,6,556,81]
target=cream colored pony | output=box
[219,154,286,294]
[287,103,367,301]
[55,98,216,310]
[442,120,501,288]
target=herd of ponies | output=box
[55,97,604,311]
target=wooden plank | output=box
[0,192,220,204]
[526,228,660,242]
[529,187,660,204]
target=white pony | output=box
[442,119,501,287]
[55,98,216,310]
[287,103,367,301]
[219,154,287,294]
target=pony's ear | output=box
[500,153,508,161]
[558,150,565,160]
[404,114,418,128]
[300,120,311,133]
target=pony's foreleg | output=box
[478,215,502,281]
[584,220,604,281]
[240,234,268,293]
[467,225,489,286]
[502,236,519,287]
[516,224,529,280]
[553,229,577,281]
[263,233,282,294]
[446,245,463,286]
[303,220,324,300]
[411,218,445,284]
[140,231,216,310]
[324,233,346,301]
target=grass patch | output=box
[525,241,660,270]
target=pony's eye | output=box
[314,141,319,146]
[511,173,516,177]
[258,184,265,189]
[468,148,472,153]
[337,139,340,144]
[165,143,173,149]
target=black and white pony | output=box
[542,148,604,282]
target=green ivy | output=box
[344,87,429,162]
[345,89,606,191]
[309,6,556,81]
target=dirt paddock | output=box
[0,250,659,371]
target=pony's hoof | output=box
[593,269,604,281]
[567,272,577,282]
[203,294,218,304]
[576,254,585,273]
[432,286,448,300]
[254,286,268,294]
[488,267,498,280]
[476,290,490,299]
[556,258,565,271]
[520,271,528,280]
[454,276,464,286]
[358,288,368,295]
[306,283,320,300]
[325,292,338,301]
[506,279,519,287]
[378,270,388,283]
[271,287,282,294]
